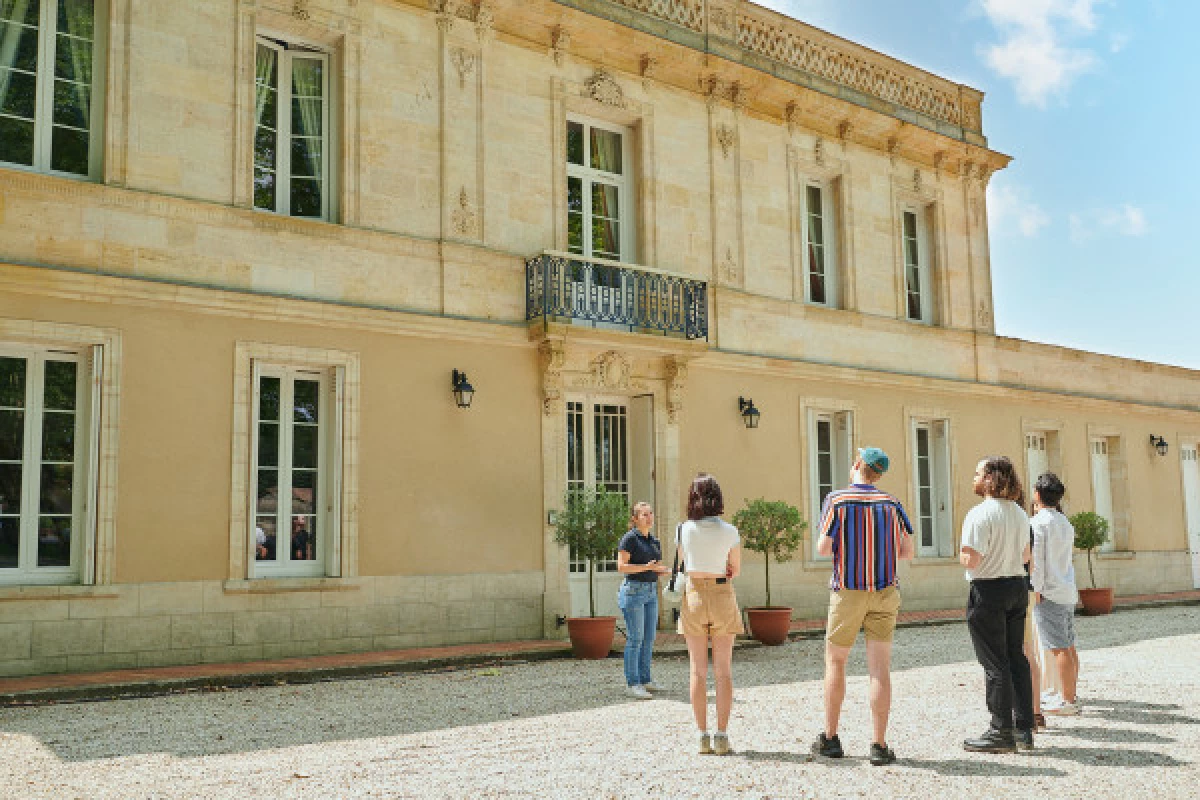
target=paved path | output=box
[0,605,1197,798]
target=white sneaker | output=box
[626,685,652,700]
[642,681,661,692]
[1046,701,1080,716]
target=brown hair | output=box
[687,473,724,520]
[979,456,1024,502]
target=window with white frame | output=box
[0,345,100,585]
[902,208,934,324]
[809,409,852,554]
[0,0,105,178]
[254,36,330,219]
[912,419,953,557]
[566,116,632,262]
[1089,437,1116,553]
[251,365,341,578]
[802,183,838,307]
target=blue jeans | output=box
[618,579,658,687]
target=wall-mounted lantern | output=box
[1149,434,1168,457]
[738,396,760,429]
[452,369,475,409]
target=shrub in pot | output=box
[552,486,629,658]
[1069,510,1114,615]
[732,498,806,645]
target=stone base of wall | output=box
[0,572,544,678]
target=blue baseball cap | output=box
[858,447,890,475]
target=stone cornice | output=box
[552,0,987,145]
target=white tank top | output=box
[679,517,740,574]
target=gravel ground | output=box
[1,605,1198,799]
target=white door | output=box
[1025,432,1050,490]
[566,396,655,617]
[913,420,954,558]
[1182,444,1200,589]
[1090,439,1114,552]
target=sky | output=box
[756,0,1197,370]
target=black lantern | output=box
[1150,434,1168,457]
[452,369,475,409]
[738,396,760,429]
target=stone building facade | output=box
[0,0,1197,677]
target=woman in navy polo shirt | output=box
[617,501,669,699]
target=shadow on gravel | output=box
[900,757,1065,777]
[1084,698,1200,727]
[1045,725,1175,744]
[1035,745,1189,767]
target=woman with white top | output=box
[1030,473,1082,715]
[677,474,742,756]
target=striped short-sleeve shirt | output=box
[821,484,914,592]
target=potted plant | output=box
[1069,510,1113,615]
[552,486,629,658]
[732,498,806,645]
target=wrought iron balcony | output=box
[525,252,709,341]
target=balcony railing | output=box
[526,252,709,341]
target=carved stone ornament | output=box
[550,26,571,67]
[701,74,743,110]
[450,47,477,89]
[814,137,826,167]
[719,247,739,284]
[292,0,311,21]
[433,0,460,34]
[474,0,495,41]
[715,124,737,159]
[976,300,992,329]
[837,119,852,143]
[640,54,659,89]
[887,136,900,165]
[933,151,946,176]
[710,7,734,37]
[539,339,565,416]
[784,101,799,136]
[450,186,476,236]
[591,351,633,391]
[912,168,922,194]
[665,356,689,424]
[584,69,626,108]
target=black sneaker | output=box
[1015,729,1034,752]
[869,743,897,766]
[963,727,1017,754]
[811,732,844,758]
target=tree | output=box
[1069,510,1110,589]
[732,498,806,608]
[552,486,629,617]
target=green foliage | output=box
[1068,510,1110,589]
[552,486,629,617]
[732,498,806,608]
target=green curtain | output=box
[0,0,33,105]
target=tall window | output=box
[252,366,336,578]
[565,399,626,573]
[0,347,98,584]
[254,37,329,219]
[803,184,838,306]
[1089,437,1116,553]
[902,209,933,323]
[912,419,952,557]
[566,117,630,262]
[0,0,103,177]
[809,409,852,554]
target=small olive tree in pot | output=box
[732,498,806,645]
[1069,510,1113,615]
[553,486,629,657]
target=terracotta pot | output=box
[565,616,617,659]
[1078,587,1114,616]
[745,606,793,646]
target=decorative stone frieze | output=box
[539,339,566,415]
[450,187,477,236]
[584,69,626,108]
[590,350,634,390]
[715,124,737,159]
[664,356,688,424]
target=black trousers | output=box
[966,576,1034,732]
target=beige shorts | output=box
[678,576,744,637]
[826,586,901,647]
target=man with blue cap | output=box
[810,447,915,766]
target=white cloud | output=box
[978,0,1104,107]
[987,183,1050,237]
[1109,32,1130,53]
[1069,204,1148,242]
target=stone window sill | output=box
[0,584,121,603]
[223,577,364,595]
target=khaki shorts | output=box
[678,576,744,637]
[826,586,901,647]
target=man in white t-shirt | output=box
[959,456,1035,754]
